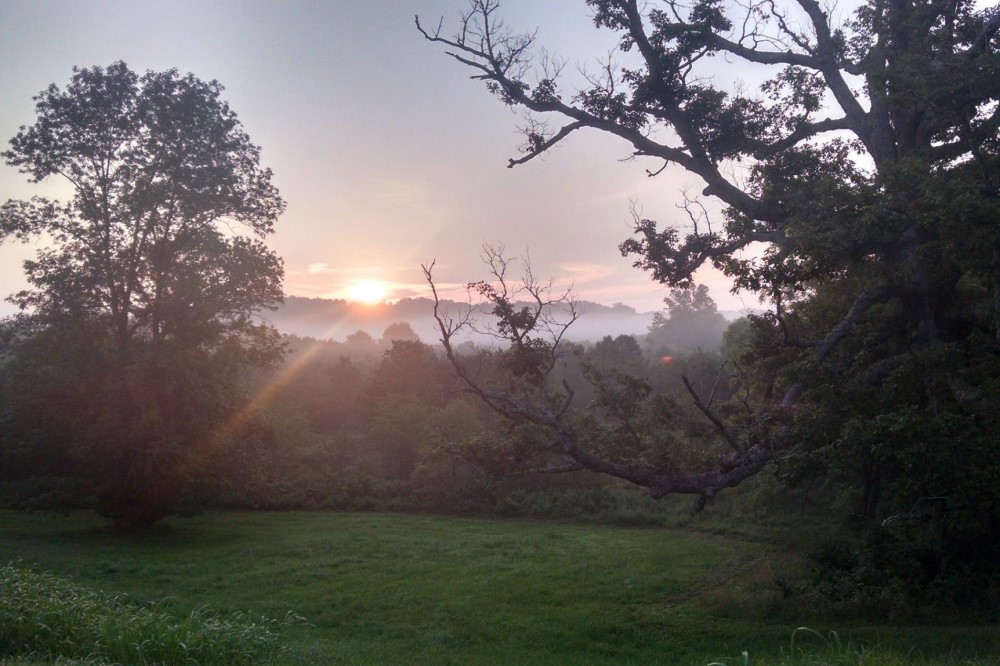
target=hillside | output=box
[261,295,660,344]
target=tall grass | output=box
[0,564,299,665]
[706,627,997,665]
[0,659,106,665]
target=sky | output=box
[0,0,767,315]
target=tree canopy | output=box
[0,62,285,528]
[646,284,728,353]
[420,0,1000,595]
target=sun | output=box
[346,280,387,304]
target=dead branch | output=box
[682,373,744,454]
[423,253,781,506]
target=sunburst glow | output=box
[346,280,387,304]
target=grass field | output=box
[1,510,997,664]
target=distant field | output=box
[1,511,997,665]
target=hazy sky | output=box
[0,0,764,314]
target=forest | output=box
[2,0,1000,663]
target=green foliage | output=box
[194,319,750,521]
[646,284,729,354]
[369,339,455,403]
[708,626,1000,665]
[0,564,296,665]
[0,62,284,528]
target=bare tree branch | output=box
[682,373,745,454]
[423,250,782,505]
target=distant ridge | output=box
[262,295,659,344]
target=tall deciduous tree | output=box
[0,62,285,528]
[420,0,1000,590]
[646,284,728,353]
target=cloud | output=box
[307,263,330,275]
[555,261,616,284]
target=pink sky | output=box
[0,1,766,316]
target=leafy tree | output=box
[0,62,285,528]
[364,395,437,480]
[381,321,422,345]
[420,0,1000,596]
[343,330,380,362]
[587,334,647,376]
[271,347,368,435]
[720,317,752,363]
[369,339,454,404]
[646,284,728,354]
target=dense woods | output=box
[155,299,738,520]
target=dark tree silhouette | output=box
[646,284,728,353]
[418,0,1000,526]
[381,321,422,345]
[0,62,285,528]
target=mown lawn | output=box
[1,510,997,664]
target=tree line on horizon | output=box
[266,293,686,346]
